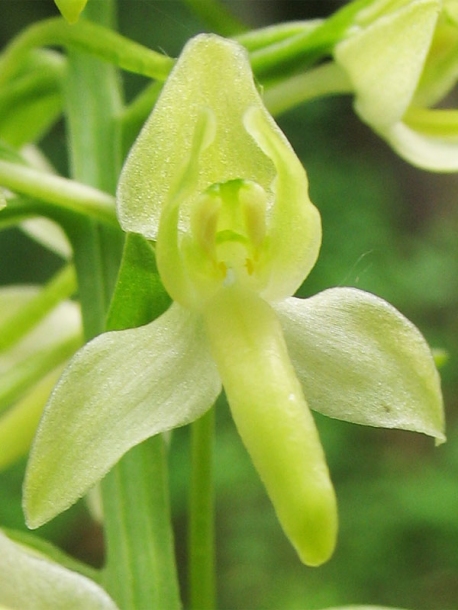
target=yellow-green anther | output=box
[203,285,338,566]
[54,0,88,24]
[239,180,267,249]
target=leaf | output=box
[276,287,445,442]
[106,232,170,331]
[24,303,221,527]
[0,530,117,609]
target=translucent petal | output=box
[244,106,321,300]
[20,217,72,259]
[335,0,440,129]
[386,119,458,171]
[117,33,276,240]
[0,530,117,609]
[275,288,444,442]
[24,303,221,528]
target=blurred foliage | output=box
[1,1,457,609]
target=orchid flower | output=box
[24,34,444,567]
[0,529,118,609]
[334,0,458,171]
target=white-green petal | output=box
[386,120,458,171]
[24,303,221,528]
[0,530,118,610]
[334,0,440,130]
[20,217,72,259]
[275,287,444,442]
[117,34,276,240]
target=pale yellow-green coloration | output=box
[24,33,445,571]
[335,0,440,131]
[204,286,337,566]
[0,530,118,609]
[118,34,321,310]
[54,0,88,24]
[333,0,458,170]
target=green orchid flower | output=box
[0,529,118,609]
[24,34,444,567]
[334,0,458,171]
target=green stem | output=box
[101,437,181,610]
[0,160,117,226]
[63,2,123,337]
[249,0,375,79]
[61,3,181,608]
[0,264,77,353]
[0,17,174,88]
[236,20,321,52]
[188,407,216,610]
[263,61,352,117]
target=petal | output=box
[117,34,276,240]
[244,106,321,300]
[334,0,440,130]
[275,288,445,442]
[203,286,337,566]
[0,530,117,609]
[20,217,72,259]
[24,303,221,528]
[385,117,458,171]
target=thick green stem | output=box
[263,62,352,117]
[0,17,174,88]
[0,161,116,226]
[101,437,181,610]
[61,4,181,607]
[188,407,216,610]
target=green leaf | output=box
[106,232,170,331]
[0,529,117,609]
[276,287,445,442]
[24,303,221,527]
